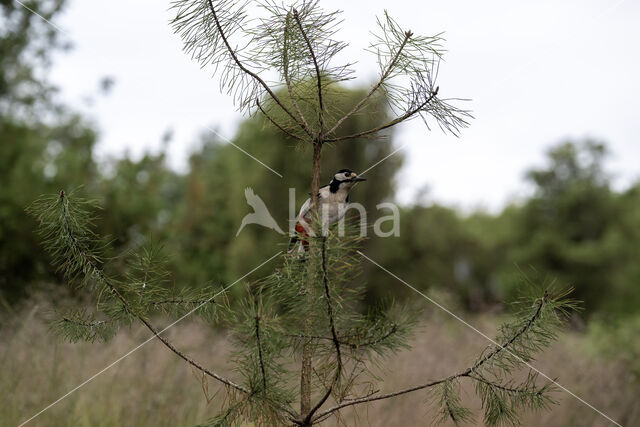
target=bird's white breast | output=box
[299,187,350,227]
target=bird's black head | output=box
[329,169,366,192]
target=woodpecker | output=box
[288,169,366,253]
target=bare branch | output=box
[343,388,380,401]
[325,86,439,142]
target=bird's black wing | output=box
[308,184,329,197]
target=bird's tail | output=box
[287,235,299,253]
[288,221,310,254]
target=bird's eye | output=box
[344,172,350,177]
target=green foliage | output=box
[28,189,417,424]
[0,0,67,117]
[499,141,638,315]
[171,0,469,148]
[27,191,104,289]
[28,189,578,425]
[363,140,640,323]
[431,379,473,425]
[587,314,640,382]
[420,287,576,426]
[96,152,183,255]
[175,85,402,289]
[50,310,117,343]
[28,191,226,334]
[2,1,625,423]
[0,0,100,302]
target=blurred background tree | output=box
[0,0,99,303]
[173,86,401,289]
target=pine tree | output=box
[29,1,578,425]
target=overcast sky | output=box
[48,0,640,211]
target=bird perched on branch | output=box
[288,169,366,253]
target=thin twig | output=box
[150,299,216,306]
[61,317,108,328]
[283,10,312,136]
[284,324,398,349]
[206,0,312,138]
[467,297,545,374]
[325,86,439,142]
[325,30,413,137]
[59,192,248,394]
[255,314,268,392]
[349,324,398,349]
[256,99,304,141]
[343,388,380,401]
[312,376,451,422]
[293,8,324,136]
[310,296,547,423]
[468,374,544,395]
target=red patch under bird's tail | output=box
[288,221,310,253]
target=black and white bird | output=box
[288,169,366,253]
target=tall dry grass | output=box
[2,299,638,427]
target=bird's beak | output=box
[352,176,366,182]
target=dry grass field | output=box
[2,298,638,427]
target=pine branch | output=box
[52,312,116,343]
[287,324,400,350]
[345,323,398,349]
[150,298,217,306]
[312,376,450,422]
[37,191,248,394]
[468,373,549,396]
[254,313,268,393]
[325,86,439,142]
[310,291,567,423]
[325,30,413,137]
[256,99,304,141]
[293,8,324,136]
[435,379,473,425]
[284,323,398,349]
[467,295,545,375]
[205,0,312,138]
[282,10,312,136]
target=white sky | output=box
[49,0,640,211]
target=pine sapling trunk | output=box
[300,140,323,420]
